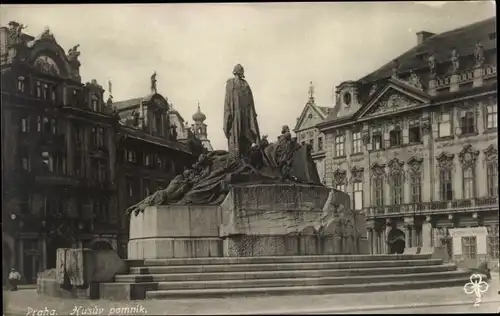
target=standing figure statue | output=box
[451,48,460,74]
[223,64,261,159]
[151,72,157,93]
[474,41,485,67]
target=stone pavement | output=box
[3,280,500,315]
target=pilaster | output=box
[473,66,484,87]
[450,74,459,92]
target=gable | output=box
[356,84,429,119]
[294,102,329,132]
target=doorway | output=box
[387,228,406,254]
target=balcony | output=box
[364,196,499,217]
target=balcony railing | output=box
[364,196,499,217]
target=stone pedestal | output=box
[128,184,367,259]
[450,74,459,92]
[473,67,484,87]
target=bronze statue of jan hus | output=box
[224,64,261,160]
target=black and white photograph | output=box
[1,1,498,315]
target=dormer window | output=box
[91,95,98,111]
[18,77,25,92]
[343,92,352,107]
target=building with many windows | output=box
[293,82,332,184]
[317,17,498,268]
[1,22,202,283]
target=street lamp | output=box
[10,214,16,220]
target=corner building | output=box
[317,17,498,268]
[1,23,200,283]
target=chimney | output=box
[417,31,435,45]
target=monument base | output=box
[128,184,367,260]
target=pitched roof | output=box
[359,17,497,84]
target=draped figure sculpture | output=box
[224,64,261,159]
[126,65,322,216]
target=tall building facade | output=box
[293,82,332,184]
[1,22,200,283]
[317,17,498,267]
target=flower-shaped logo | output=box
[464,273,489,306]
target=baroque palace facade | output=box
[317,17,498,267]
[1,22,206,283]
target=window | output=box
[352,131,362,154]
[36,81,41,98]
[20,116,29,133]
[142,179,150,198]
[439,169,453,201]
[389,128,401,147]
[91,95,98,111]
[309,139,314,151]
[487,226,499,259]
[409,119,421,143]
[42,83,48,100]
[74,156,82,177]
[486,104,497,129]
[487,163,498,197]
[41,151,52,172]
[37,116,42,132]
[463,167,476,199]
[372,126,383,150]
[21,155,30,171]
[373,178,384,207]
[126,150,137,163]
[410,173,422,203]
[51,86,57,102]
[97,160,106,183]
[50,118,57,135]
[75,124,82,143]
[334,134,345,156]
[318,137,323,151]
[144,154,152,167]
[157,156,164,170]
[335,184,345,192]
[353,182,363,210]
[18,77,25,92]
[72,89,79,106]
[391,173,403,205]
[459,110,475,135]
[97,127,105,147]
[438,112,452,137]
[155,114,162,135]
[126,176,134,198]
[461,236,477,260]
[489,32,496,40]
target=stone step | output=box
[145,277,468,299]
[156,270,469,290]
[130,259,442,275]
[115,263,458,283]
[139,254,432,266]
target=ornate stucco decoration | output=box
[474,41,485,68]
[428,54,437,78]
[407,70,423,90]
[371,163,386,179]
[450,48,460,74]
[6,21,27,46]
[421,117,432,135]
[369,84,378,98]
[436,152,455,170]
[67,44,81,63]
[407,156,424,174]
[388,158,405,179]
[391,59,400,78]
[458,144,479,168]
[368,93,418,116]
[349,166,364,183]
[484,145,498,163]
[333,169,347,186]
[33,55,60,76]
[39,27,56,42]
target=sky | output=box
[1,2,496,150]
